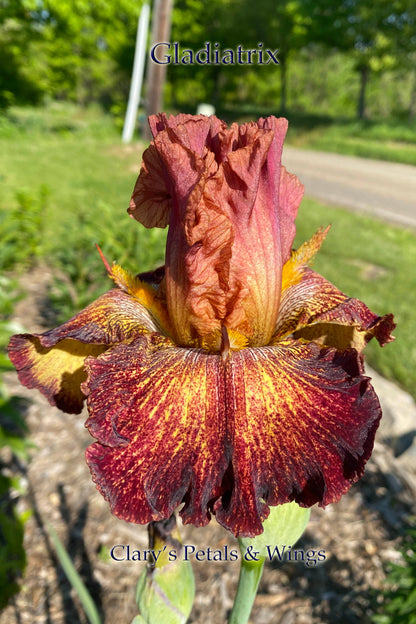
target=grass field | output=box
[286,116,416,166]
[0,104,166,314]
[294,198,415,394]
[1,103,415,397]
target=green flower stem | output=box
[229,503,311,624]
[228,554,265,624]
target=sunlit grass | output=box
[287,119,416,165]
[295,197,415,394]
[0,104,166,315]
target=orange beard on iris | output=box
[8,113,395,537]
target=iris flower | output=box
[8,114,395,537]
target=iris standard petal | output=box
[8,289,160,413]
[128,143,172,228]
[257,116,304,264]
[128,114,304,348]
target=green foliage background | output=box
[1,0,416,120]
[0,277,31,608]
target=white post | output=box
[122,3,150,143]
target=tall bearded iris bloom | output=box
[8,114,395,537]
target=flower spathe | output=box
[8,113,395,537]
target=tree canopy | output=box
[1,0,415,119]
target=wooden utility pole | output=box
[144,0,174,140]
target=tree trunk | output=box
[212,66,223,112]
[280,52,287,113]
[144,0,174,140]
[408,68,416,122]
[357,65,369,120]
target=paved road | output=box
[282,147,416,229]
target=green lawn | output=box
[294,198,415,395]
[0,104,166,314]
[286,117,416,166]
[1,104,414,398]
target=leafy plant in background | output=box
[49,201,167,323]
[0,184,49,270]
[0,276,32,608]
[46,523,102,624]
[372,521,416,624]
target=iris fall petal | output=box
[275,230,396,351]
[82,334,382,537]
[83,334,229,527]
[217,340,380,536]
[8,288,160,413]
